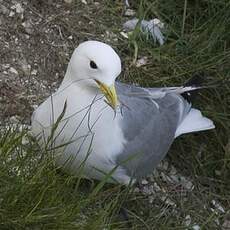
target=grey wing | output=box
[115,82,189,179]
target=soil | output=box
[0,0,124,124]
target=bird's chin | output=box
[80,78,97,87]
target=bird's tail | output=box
[175,108,215,137]
[174,73,218,137]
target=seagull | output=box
[31,41,215,185]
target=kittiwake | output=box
[31,41,215,184]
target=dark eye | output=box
[90,60,98,69]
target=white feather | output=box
[175,108,215,138]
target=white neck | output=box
[59,66,98,97]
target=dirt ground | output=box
[1,1,230,228]
[0,0,125,124]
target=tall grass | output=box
[0,0,229,229]
[0,125,129,229]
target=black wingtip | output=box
[181,72,206,102]
[183,72,205,87]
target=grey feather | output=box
[115,82,190,179]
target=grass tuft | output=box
[0,0,229,228]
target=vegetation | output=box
[0,0,229,229]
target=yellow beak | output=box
[95,80,118,109]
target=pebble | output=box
[10,116,20,123]
[142,185,153,195]
[133,187,140,193]
[184,214,192,226]
[124,9,135,17]
[160,196,176,207]
[2,64,10,69]
[162,161,169,170]
[9,67,18,75]
[152,182,161,192]
[211,200,225,213]
[153,18,164,29]
[64,0,73,3]
[22,20,34,34]
[192,225,201,230]
[183,180,194,190]
[136,56,148,67]
[9,11,15,17]
[169,166,177,175]
[19,60,31,75]
[141,179,148,185]
[31,69,38,75]
[149,195,155,204]
[15,3,24,14]
[120,31,129,39]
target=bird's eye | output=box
[90,60,98,69]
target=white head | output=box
[64,41,122,108]
[69,41,121,85]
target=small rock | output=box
[141,179,148,185]
[124,9,135,17]
[152,169,159,177]
[15,37,19,44]
[15,3,24,14]
[160,172,168,182]
[81,0,87,4]
[133,187,140,193]
[9,11,15,17]
[9,67,18,75]
[153,182,161,192]
[22,20,34,34]
[161,195,176,207]
[64,0,72,3]
[153,18,164,29]
[169,165,177,175]
[31,69,37,75]
[2,64,10,69]
[184,214,192,226]
[142,185,153,195]
[136,56,148,67]
[120,31,129,39]
[183,180,194,190]
[10,116,19,123]
[19,59,31,75]
[32,104,38,110]
[211,200,225,213]
[192,225,201,230]
[162,161,169,170]
[149,195,155,204]
[22,136,29,145]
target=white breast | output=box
[32,83,127,181]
